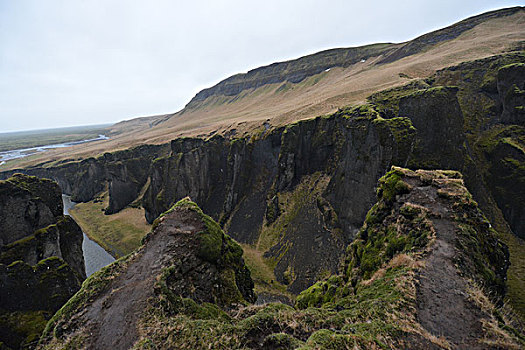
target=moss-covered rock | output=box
[39,198,256,349]
[0,174,62,247]
[152,197,256,307]
[0,174,85,350]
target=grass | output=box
[69,191,151,258]
[500,231,525,320]
[240,243,291,298]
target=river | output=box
[0,134,109,166]
[62,194,115,276]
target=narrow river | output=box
[62,194,115,276]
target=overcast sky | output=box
[0,1,522,133]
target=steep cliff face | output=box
[39,198,255,350]
[370,52,525,240]
[0,174,85,350]
[142,106,416,293]
[0,174,62,246]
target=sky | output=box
[0,1,522,133]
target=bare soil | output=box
[80,211,204,350]
[405,179,490,349]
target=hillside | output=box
[1,6,523,170]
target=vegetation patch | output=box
[69,191,151,258]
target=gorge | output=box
[0,6,523,349]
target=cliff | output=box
[39,168,524,349]
[39,198,255,349]
[0,174,85,350]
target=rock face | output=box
[0,174,85,350]
[40,168,524,349]
[0,174,62,246]
[39,198,255,350]
[0,144,170,214]
[497,63,525,126]
[142,107,415,293]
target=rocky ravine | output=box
[1,52,523,299]
[40,168,524,349]
[0,174,85,350]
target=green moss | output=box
[263,332,304,349]
[0,310,48,349]
[155,265,231,321]
[376,168,411,203]
[343,168,433,280]
[295,276,347,308]
[41,253,133,340]
[368,80,430,117]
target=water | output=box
[62,194,115,276]
[0,134,109,165]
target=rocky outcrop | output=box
[296,167,521,349]
[0,174,86,350]
[370,51,525,241]
[0,174,62,246]
[39,198,255,350]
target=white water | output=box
[62,194,115,276]
[0,134,109,165]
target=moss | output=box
[343,168,433,280]
[368,79,430,117]
[155,265,231,321]
[262,332,304,349]
[41,252,132,340]
[0,310,48,350]
[376,168,411,203]
[295,275,346,308]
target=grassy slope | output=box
[69,192,151,258]
[240,244,292,299]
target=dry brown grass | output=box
[361,253,425,287]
